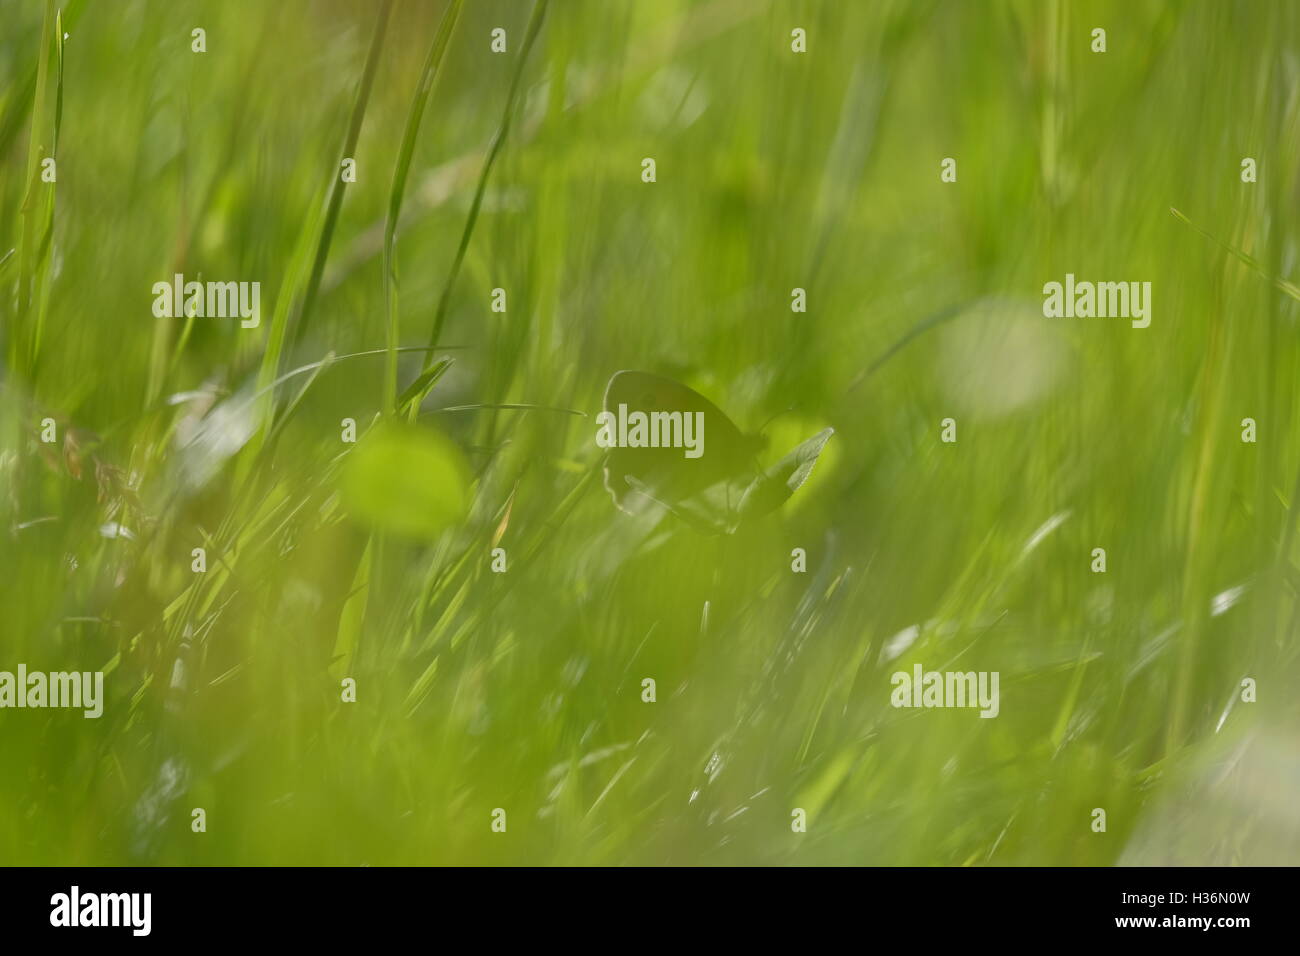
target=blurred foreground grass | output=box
[2,0,1299,865]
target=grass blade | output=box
[423,0,549,355]
[385,0,465,414]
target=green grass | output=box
[1,0,1299,866]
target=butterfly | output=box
[599,370,833,534]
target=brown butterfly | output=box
[600,370,832,534]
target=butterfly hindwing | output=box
[738,427,835,519]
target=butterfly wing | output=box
[738,427,835,519]
[601,370,761,523]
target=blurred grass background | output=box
[2,0,1299,865]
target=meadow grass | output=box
[1,0,1298,865]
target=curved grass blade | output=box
[1170,206,1300,303]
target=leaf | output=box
[739,427,835,519]
[340,421,471,539]
[397,356,453,417]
